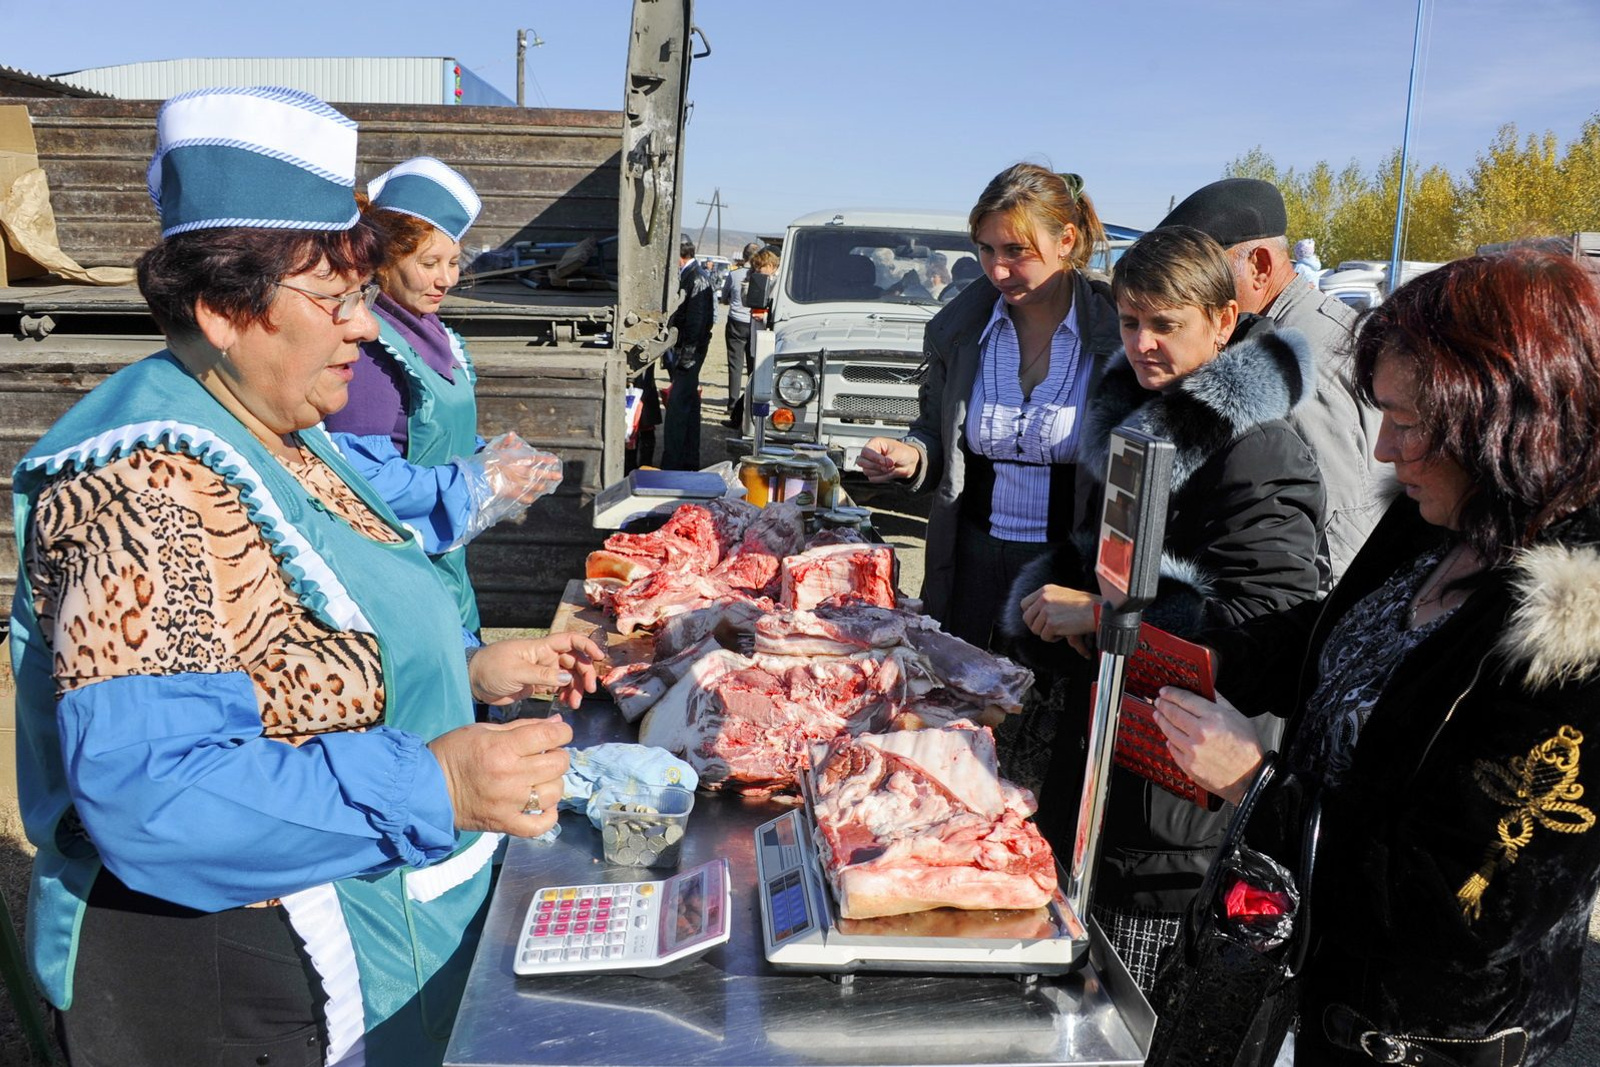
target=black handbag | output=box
[1144,754,1322,1067]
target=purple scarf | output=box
[323,294,458,449]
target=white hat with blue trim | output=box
[367,156,481,243]
[147,86,360,239]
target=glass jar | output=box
[776,459,820,510]
[737,454,782,507]
[793,444,841,510]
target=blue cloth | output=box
[331,432,474,553]
[56,672,457,912]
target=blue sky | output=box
[6,0,1598,237]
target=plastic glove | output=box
[449,432,563,547]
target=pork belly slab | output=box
[809,723,1057,919]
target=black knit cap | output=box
[1155,178,1287,247]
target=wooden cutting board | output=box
[549,578,655,673]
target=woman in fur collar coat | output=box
[1157,249,1600,1065]
[1004,226,1325,988]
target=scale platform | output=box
[754,809,1088,977]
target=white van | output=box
[731,208,978,469]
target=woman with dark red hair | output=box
[1153,249,1600,1065]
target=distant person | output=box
[660,234,715,469]
[925,253,952,299]
[870,246,899,289]
[1292,237,1322,281]
[720,240,763,428]
[940,255,983,302]
[1158,178,1379,590]
[856,164,1120,651]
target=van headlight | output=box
[776,367,817,405]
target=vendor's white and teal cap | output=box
[146,86,360,238]
[367,156,481,243]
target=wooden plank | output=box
[546,578,653,672]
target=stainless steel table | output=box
[445,703,1154,1067]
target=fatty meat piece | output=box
[585,503,723,581]
[637,649,905,797]
[780,543,897,612]
[602,633,724,723]
[809,723,1056,919]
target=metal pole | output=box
[516,29,526,108]
[1388,0,1426,295]
[1067,609,1140,926]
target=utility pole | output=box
[695,189,727,256]
[1389,0,1428,294]
[516,28,544,108]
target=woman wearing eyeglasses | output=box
[10,88,599,1066]
[322,157,560,633]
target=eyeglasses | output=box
[275,280,380,323]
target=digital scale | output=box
[512,858,731,977]
[753,808,1087,978]
[590,469,736,530]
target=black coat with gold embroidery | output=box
[1205,498,1600,1064]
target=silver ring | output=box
[521,785,543,816]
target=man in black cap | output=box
[1158,177,1379,589]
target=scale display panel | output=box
[754,810,1086,976]
[1094,429,1175,610]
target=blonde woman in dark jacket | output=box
[857,163,1120,650]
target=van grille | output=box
[830,394,922,419]
[839,364,927,385]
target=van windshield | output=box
[786,227,979,306]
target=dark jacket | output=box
[1001,317,1325,909]
[901,272,1121,625]
[1204,499,1600,1065]
[669,259,716,371]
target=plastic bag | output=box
[557,743,699,830]
[449,432,563,547]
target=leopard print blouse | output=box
[27,445,403,741]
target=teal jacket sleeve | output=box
[329,432,473,553]
[56,670,460,912]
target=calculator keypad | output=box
[517,879,656,973]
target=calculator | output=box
[512,858,732,977]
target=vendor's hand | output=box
[430,714,573,837]
[482,432,564,504]
[1019,584,1098,658]
[857,437,920,483]
[1152,687,1264,805]
[470,633,602,710]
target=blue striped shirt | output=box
[963,296,1088,542]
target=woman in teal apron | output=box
[8,87,599,1067]
[323,157,559,633]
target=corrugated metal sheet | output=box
[53,57,513,105]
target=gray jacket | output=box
[900,272,1121,624]
[1264,276,1381,589]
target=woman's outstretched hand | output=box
[1152,686,1265,805]
[857,437,920,483]
[469,633,603,710]
[1019,583,1099,658]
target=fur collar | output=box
[1076,320,1315,492]
[1500,509,1600,690]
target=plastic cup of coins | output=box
[600,785,695,869]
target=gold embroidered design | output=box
[1457,725,1595,921]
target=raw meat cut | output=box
[602,633,724,723]
[809,723,1057,919]
[585,503,724,581]
[638,649,908,797]
[780,543,896,611]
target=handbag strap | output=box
[1179,753,1281,951]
